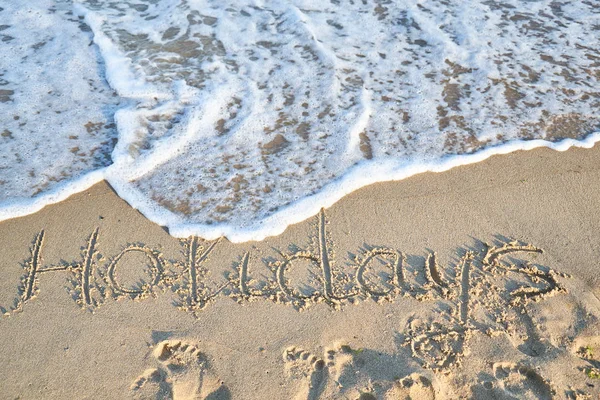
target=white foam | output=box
[0,0,120,202]
[1,0,599,242]
[165,133,600,242]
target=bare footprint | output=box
[283,346,327,400]
[384,373,437,400]
[491,362,554,400]
[284,343,367,399]
[285,342,441,399]
[320,343,376,398]
[131,340,227,400]
[131,368,172,400]
[324,343,361,390]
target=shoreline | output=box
[2,144,600,398]
[1,133,599,243]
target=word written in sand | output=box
[2,210,569,370]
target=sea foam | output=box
[1,0,599,242]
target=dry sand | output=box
[2,145,600,399]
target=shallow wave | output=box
[1,0,599,241]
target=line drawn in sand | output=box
[267,209,357,310]
[104,243,167,301]
[171,237,230,315]
[11,229,109,312]
[404,241,569,371]
[1,210,590,397]
[3,209,572,374]
[130,340,229,400]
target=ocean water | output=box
[1,0,599,241]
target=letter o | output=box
[107,246,163,295]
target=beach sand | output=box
[1,144,600,399]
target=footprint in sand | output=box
[130,368,172,400]
[283,346,328,400]
[284,343,438,400]
[477,362,554,400]
[283,343,365,399]
[323,343,363,391]
[383,373,437,400]
[131,340,228,400]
